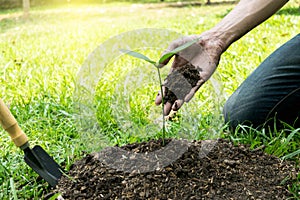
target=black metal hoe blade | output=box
[0,98,62,187]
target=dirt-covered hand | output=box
[155,34,224,115]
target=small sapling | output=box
[120,38,200,142]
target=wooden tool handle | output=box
[0,98,28,147]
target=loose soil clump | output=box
[163,63,201,104]
[52,138,298,199]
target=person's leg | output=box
[224,34,300,129]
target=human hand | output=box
[155,34,224,115]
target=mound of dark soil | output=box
[52,139,298,200]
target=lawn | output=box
[0,1,299,199]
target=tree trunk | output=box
[23,0,30,18]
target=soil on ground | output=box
[163,63,201,104]
[51,138,298,200]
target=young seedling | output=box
[120,38,199,143]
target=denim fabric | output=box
[224,34,300,129]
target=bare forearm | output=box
[207,0,289,51]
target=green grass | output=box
[0,1,299,199]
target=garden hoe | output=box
[0,98,62,187]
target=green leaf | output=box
[158,37,200,64]
[282,149,300,160]
[10,178,18,200]
[48,193,63,200]
[120,49,156,65]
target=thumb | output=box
[158,35,200,68]
[157,48,176,68]
[158,37,186,68]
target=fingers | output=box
[156,98,184,116]
[172,99,184,111]
[155,86,166,105]
[155,91,162,105]
[155,87,182,116]
[155,90,184,115]
[155,86,175,115]
[164,102,173,116]
[155,90,195,116]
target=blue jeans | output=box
[224,34,300,129]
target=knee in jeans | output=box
[223,100,239,129]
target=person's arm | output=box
[207,0,289,51]
[156,0,289,115]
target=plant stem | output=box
[156,66,166,145]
